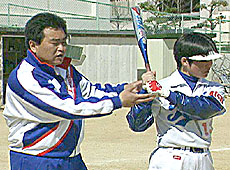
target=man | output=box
[3,12,154,170]
[127,33,226,170]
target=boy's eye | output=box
[52,42,59,46]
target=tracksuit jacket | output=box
[3,49,125,158]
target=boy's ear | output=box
[181,57,189,67]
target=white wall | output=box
[76,44,138,84]
[70,36,138,84]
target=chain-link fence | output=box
[1,1,230,44]
[1,1,230,36]
[212,54,230,94]
[0,0,133,31]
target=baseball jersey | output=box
[3,49,126,157]
[127,70,226,148]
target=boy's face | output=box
[30,27,67,66]
[181,57,213,78]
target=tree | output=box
[138,0,201,33]
[139,0,228,33]
[110,0,131,30]
[139,0,200,14]
[198,0,228,30]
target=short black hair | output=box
[173,32,218,69]
[25,12,67,49]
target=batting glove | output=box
[143,80,170,98]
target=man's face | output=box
[181,58,213,78]
[31,27,67,66]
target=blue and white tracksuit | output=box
[3,50,126,169]
[127,70,226,170]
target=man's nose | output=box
[58,43,66,51]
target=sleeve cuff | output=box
[111,96,122,110]
[166,91,177,105]
[116,83,128,94]
[139,88,148,94]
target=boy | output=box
[127,33,226,170]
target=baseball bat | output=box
[130,6,151,72]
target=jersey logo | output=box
[209,91,224,104]
[167,111,191,126]
[173,155,181,160]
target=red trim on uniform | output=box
[57,57,72,69]
[29,49,54,68]
[70,66,77,100]
[37,120,74,156]
[23,124,59,149]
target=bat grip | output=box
[145,63,151,72]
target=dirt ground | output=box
[0,98,230,170]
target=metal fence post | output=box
[181,14,184,34]
[96,1,99,30]
[7,3,10,26]
[219,17,222,53]
[47,0,50,12]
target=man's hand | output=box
[120,81,155,107]
[124,80,142,93]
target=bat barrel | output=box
[130,6,151,71]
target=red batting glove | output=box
[148,80,162,91]
[144,80,170,98]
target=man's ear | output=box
[29,40,37,53]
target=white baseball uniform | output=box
[127,70,226,170]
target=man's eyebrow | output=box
[50,36,67,41]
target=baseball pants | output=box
[149,147,214,170]
[10,150,87,170]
